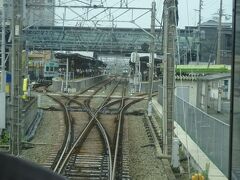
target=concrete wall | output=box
[52,75,108,92]
[157,80,198,107]
[25,0,55,26]
[3,97,39,140]
[156,79,231,110]
[175,80,198,106]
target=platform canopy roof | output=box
[55,52,106,68]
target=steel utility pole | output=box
[10,0,23,155]
[147,1,156,117]
[1,0,6,93]
[162,0,177,156]
[162,1,169,156]
[197,0,203,64]
[65,57,69,93]
[216,0,223,64]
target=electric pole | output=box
[147,1,156,117]
[197,0,203,64]
[66,57,69,92]
[1,0,6,93]
[10,0,24,155]
[216,0,223,64]
[162,0,177,156]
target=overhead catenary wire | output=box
[25,0,154,29]
[92,0,144,25]
[62,0,147,27]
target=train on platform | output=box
[122,68,129,77]
[43,60,59,80]
[28,59,59,82]
[28,53,107,82]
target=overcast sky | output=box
[177,0,232,27]
[137,0,233,28]
[55,0,233,28]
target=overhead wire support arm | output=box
[67,7,88,21]
[132,22,155,39]
[91,0,151,24]
[24,0,158,53]
[132,9,152,22]
[111,9,131,21]
[26,4,152,10]
[74,0,91,6]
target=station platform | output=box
[152,97,228,180]
[51,75,108,92]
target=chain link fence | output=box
[158,85,229,176]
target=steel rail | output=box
[57,79,121,179]
[111,81,127,180]
[111,96,145,180]
[48,78,113,173]
[47,95,72,173]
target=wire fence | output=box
[158,85,229,176]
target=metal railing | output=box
[158,85,229,176]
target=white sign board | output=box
[0,92,6,129]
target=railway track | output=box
[41,78,147,179]
[55,79,121,179]
[40,79,114,170]
[43,78,116,176]
[32,82,52,92]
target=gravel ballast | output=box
[20,85,177,179]
[127,113,169,179]
[21,110,63,165]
